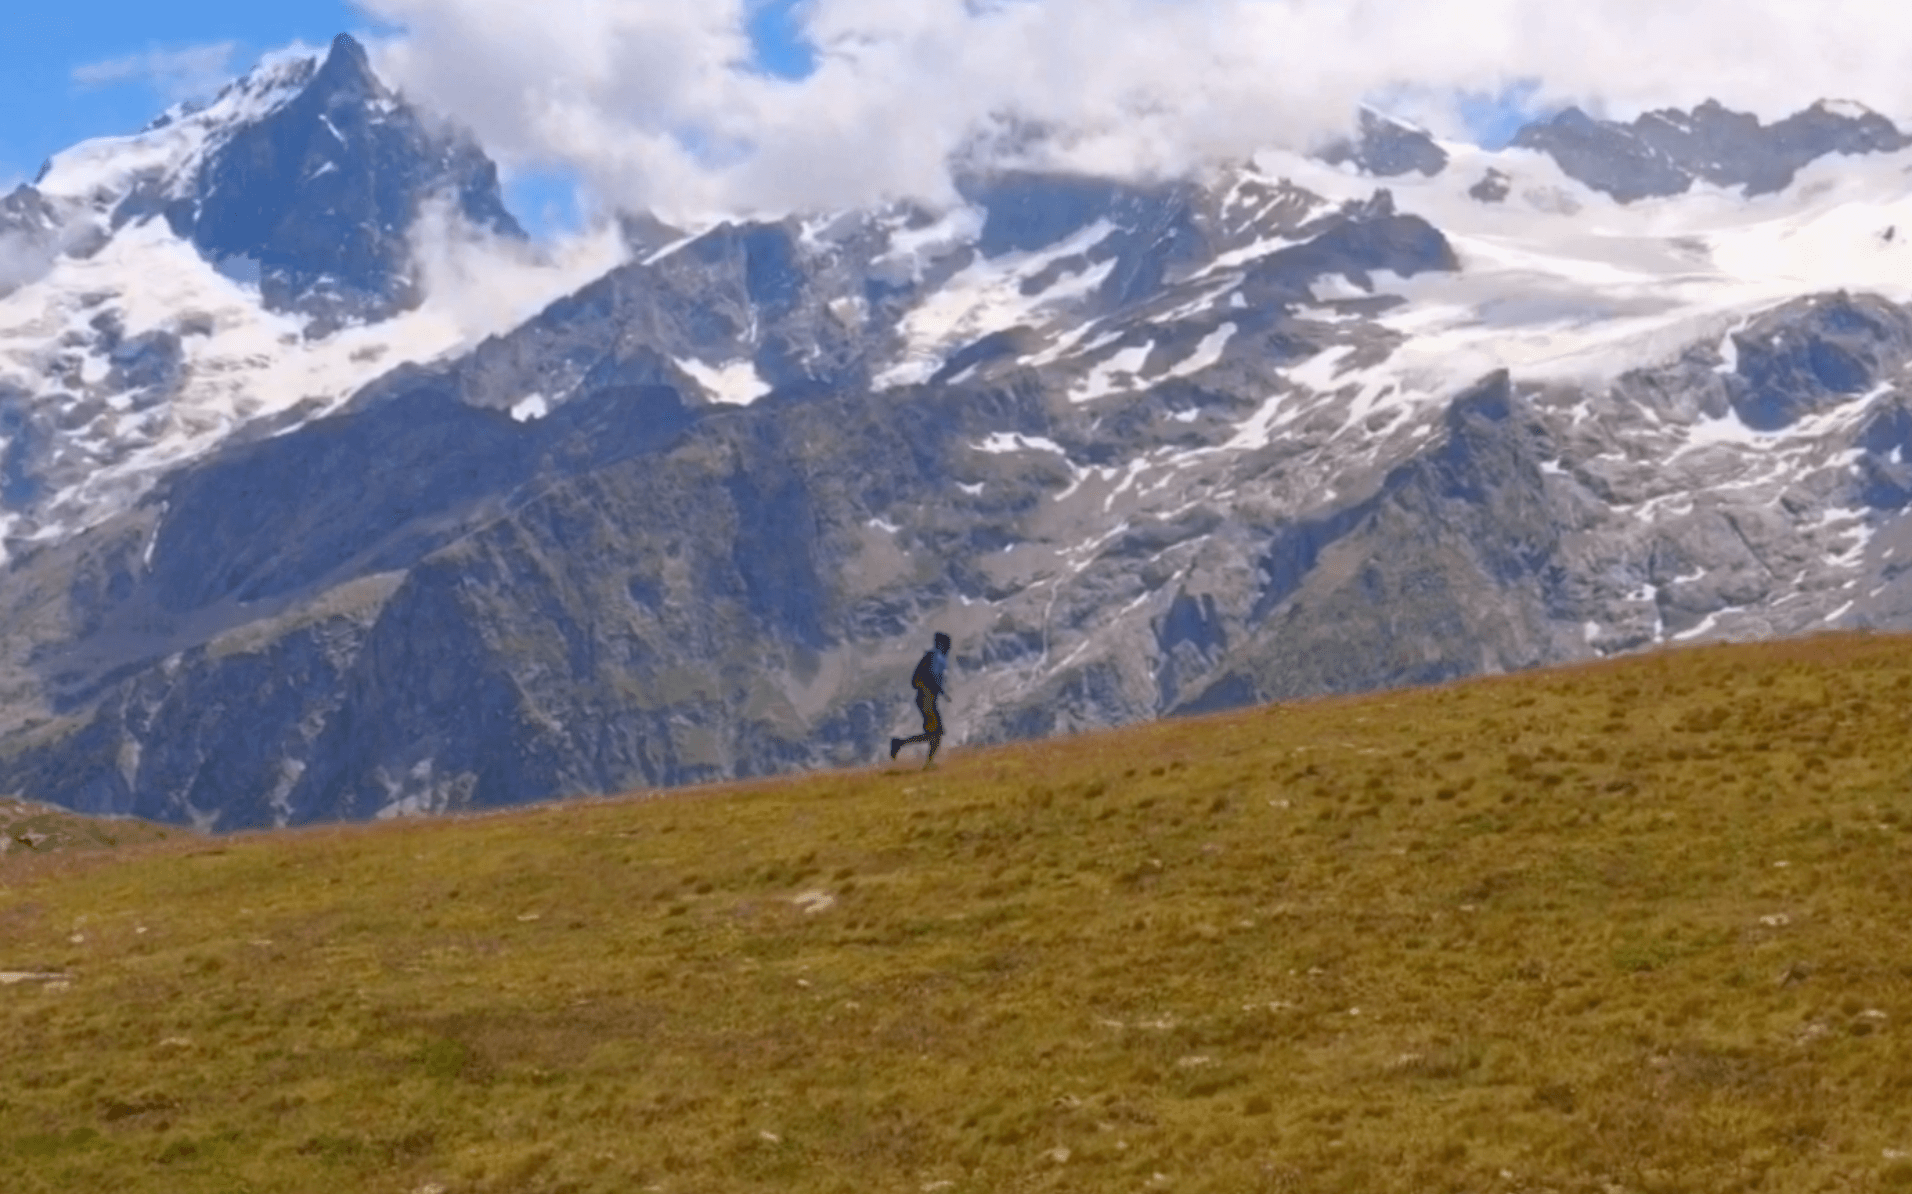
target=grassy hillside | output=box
[0,797,175,862]
[5,633,1912,1193]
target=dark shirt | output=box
[912,648,949,698]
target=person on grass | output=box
[891,632,952,768]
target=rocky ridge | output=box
[1510,99,1910,201]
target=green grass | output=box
[6,632,1912,1192]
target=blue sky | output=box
[0,1,816,235]
[2,2,364,185]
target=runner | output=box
[890,632,952,768]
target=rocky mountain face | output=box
[5,67,1912,829]
[1511,99,1910,201]
[0,34,535,565]
[162,34,522,329]
[45,33,520,328]
[1321,109,1450,178]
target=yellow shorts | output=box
[914,682,941,735]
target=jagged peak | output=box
[1320,106,1448,178]
[328,32,371,69]
[1526,97,1900,140]
[1539,105,1598,129]
[1351,105,1435,137]
[309,31,388,101]
[1506,95,1910,202]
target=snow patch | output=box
[1309,274,1377,301]
[1819,509,1876,567]
[677,357,772,406]
[1069,342,1154,403]
[1160,323,1236,381]
[0,200,627,544]
[872,205,985,277]
[1820,99,1874,120]
[1202,235,1301,275]
[1285,344,1358,392]
[1672,607,1743,642]
[1222,390,1295,452]
[509,393,549,422]
[975,432,1069,455]
[1023,319,1107,369]
[1713,322,1745,375]
[877,219,1119,389]
[641,233,701,266]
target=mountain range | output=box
[5,34,1912,828]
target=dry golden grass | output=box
[0,798,175,866]
[5,633,1912,1192]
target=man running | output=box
[891,632,952,768]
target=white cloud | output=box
[351,0,1912,219]
[0,208,101,296]
[71,41,240,105]
[406,196,630,343]
[0,232,59,295]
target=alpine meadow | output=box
[4,634,1912,1193]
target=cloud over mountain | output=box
[353,0,1912,218]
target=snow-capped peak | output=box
[35,46,320,210]
[0,32,588,562]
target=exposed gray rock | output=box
[1174,371,1567,708]
[1512,107,1692,202]
[1468,169,1511,203]
[1640,100,1907,195]
[1321,109,1450,178]
[1238,190,1457,301]
[8,83,1912,831]
[1512,100,1910,202]
[0,589,388,826]
[1726,293,1912,430]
